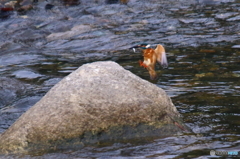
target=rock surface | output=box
[46,25,93,41]
[0,61,184,154]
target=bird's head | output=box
[129,43,151,52]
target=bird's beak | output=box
[146,44,151,48]
[129,46,138,52]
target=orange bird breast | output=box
[139,44,168,80]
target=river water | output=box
[0,0,240,158]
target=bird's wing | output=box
[155,44,168,68]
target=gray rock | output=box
[0,61,186,154]
[46,25,93,41]
[12,70,43,79]
[215,12,238,20]
[227,15,240,21]
[179,18,213,24]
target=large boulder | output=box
[0,61,187,155]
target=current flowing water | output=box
[0,0,240,158]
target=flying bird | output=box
[131,44,168,80]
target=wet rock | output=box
[0,77,26,109]
[45,3,54,11]
[0,51,42,66]
[15,0,33,13]
[215,12,238,20]
[3,1,17,8]
[62,0,79,6]
[11,29,46,44]
[17,4,33,13]
[106,0,118,4]
[0,0,239,52]
[0,61,186,154]
[120,0,129,4]
[199,49,216,53]
[46,24,93,41]
[178,18,196,24]
[43,78,62,86]
[232,45,240,49]
[12,70,43,79]
[227,15,240,21]
[195,72,214,78]
[78,12,94,20]
[106,0,128,4]
[85,5,111,15]
[0,7,14,19]
[179,18,213,24]
[40,21,72,33]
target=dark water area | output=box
[0,0,240,158]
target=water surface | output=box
[0,0,240,158]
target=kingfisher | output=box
[130,44,168,80]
